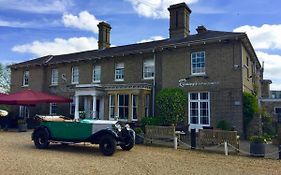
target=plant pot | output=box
[250,142,265,157]
[18,123,27,132]
[135,133,144,144]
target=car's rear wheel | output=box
[99,135,116,156]
[34,130,50,149]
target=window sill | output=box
[21,85,29,88]
[49,84,58,87]
[189,74,207,78]
[115,79,124,82]
[71,82,79,85]
[92,81,101,84]
[143,77,154,80]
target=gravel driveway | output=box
[0,131,280,175]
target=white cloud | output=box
[0,0,72,14]
[234,24,281,50]
[256,51,281,90]
[125,0,199,19]
[62,11,100,33]
[137,36,165,43]
[0,19,32,28]
[12,37,98,57]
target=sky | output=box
[0,0,281,89]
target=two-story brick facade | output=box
[10,3,261,134]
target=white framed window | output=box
[109,94,115,120]
[22,70,29,86]
[49,103,57,115]
[145,94,150,117]
[19,106,28,118]
[51,69,59,85]
[188,92,210,127]
[69,97,75,115]
[93,65,101,83]
[71,66,79,84]
[118,94,129,120]
[143,59,154,79]
[115,63,124,81]
[191,51,205,75]
[132,95,138,121]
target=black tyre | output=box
[33,130,50,149]
[120,135,134,151]
[99,135,117,156]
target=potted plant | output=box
[249,135,266,157]
[134,127,144,144]
[18,118,27,132]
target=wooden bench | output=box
[199,129,240,151]
[144,125,176,146]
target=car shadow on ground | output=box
[24,143,124,157]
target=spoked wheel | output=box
[99,135,117,156]
[120,135,134,151]
[34,130,50,149]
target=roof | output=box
[10,30,247,68]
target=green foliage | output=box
[140,116,163,126]
[134,127,144,135]
[216,120,231,131]
[156,88,187,125]
[249,135,267,143]
[0,63,11,93]
[261,108,276,138]
[243,92,259,132]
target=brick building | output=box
[10,3,262,134]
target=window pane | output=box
[190,93,198,100]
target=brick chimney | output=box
[98,22,111,50]
[168,3,192,39]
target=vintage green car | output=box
[32,115,135,156]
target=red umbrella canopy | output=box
[0,89,72,105]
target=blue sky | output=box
[0,0,281,89]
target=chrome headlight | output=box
[125,124,130,130]
[114,123,122,132]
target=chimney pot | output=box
[196,25,208,34]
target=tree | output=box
[156,88,187,125]
[0,63,11,93]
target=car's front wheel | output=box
[33,130,50,149]
[99,135,117,156]
[120,135,134,151]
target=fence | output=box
[198,129,239,149]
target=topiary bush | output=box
[156,88,187,125]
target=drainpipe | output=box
[152,49,156,116]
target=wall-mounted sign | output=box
[179,79,219,87]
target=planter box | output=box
[250,142,265,157]
[135,134,144,144]
[18,123,27,132]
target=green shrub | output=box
[140,116,163,126]
[134,127,144,135]
[249,135,266,143]
[216,120,231,131]
[243,92,259,134]
[156,88,186,125]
